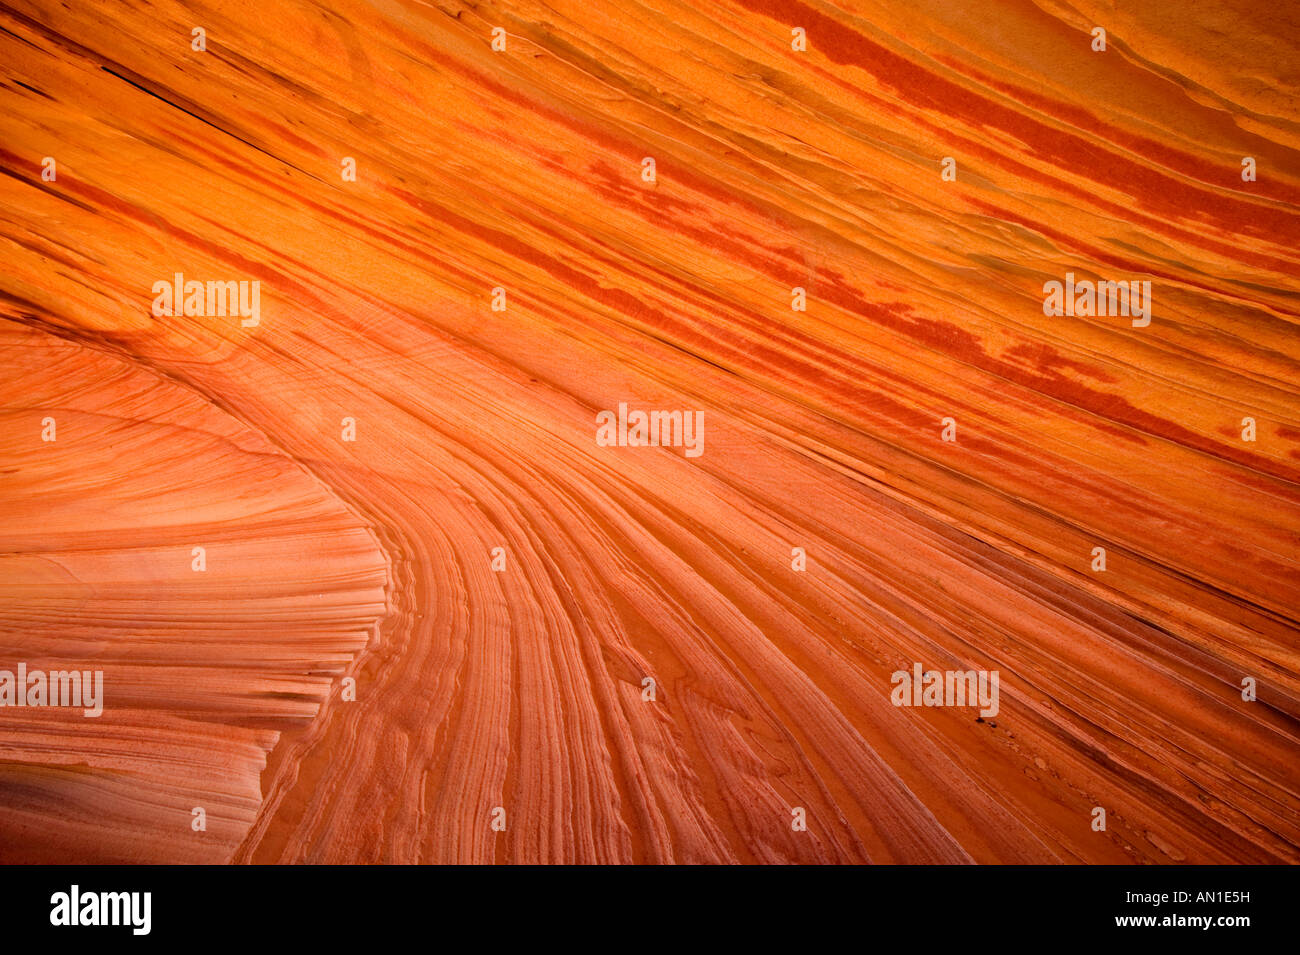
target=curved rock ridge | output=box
[0,0,1296,863]
[0,326,390,863]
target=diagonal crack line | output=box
[100,66,314,178]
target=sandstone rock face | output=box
[0,0,1296,863]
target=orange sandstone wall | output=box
[0,0,1296,863]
